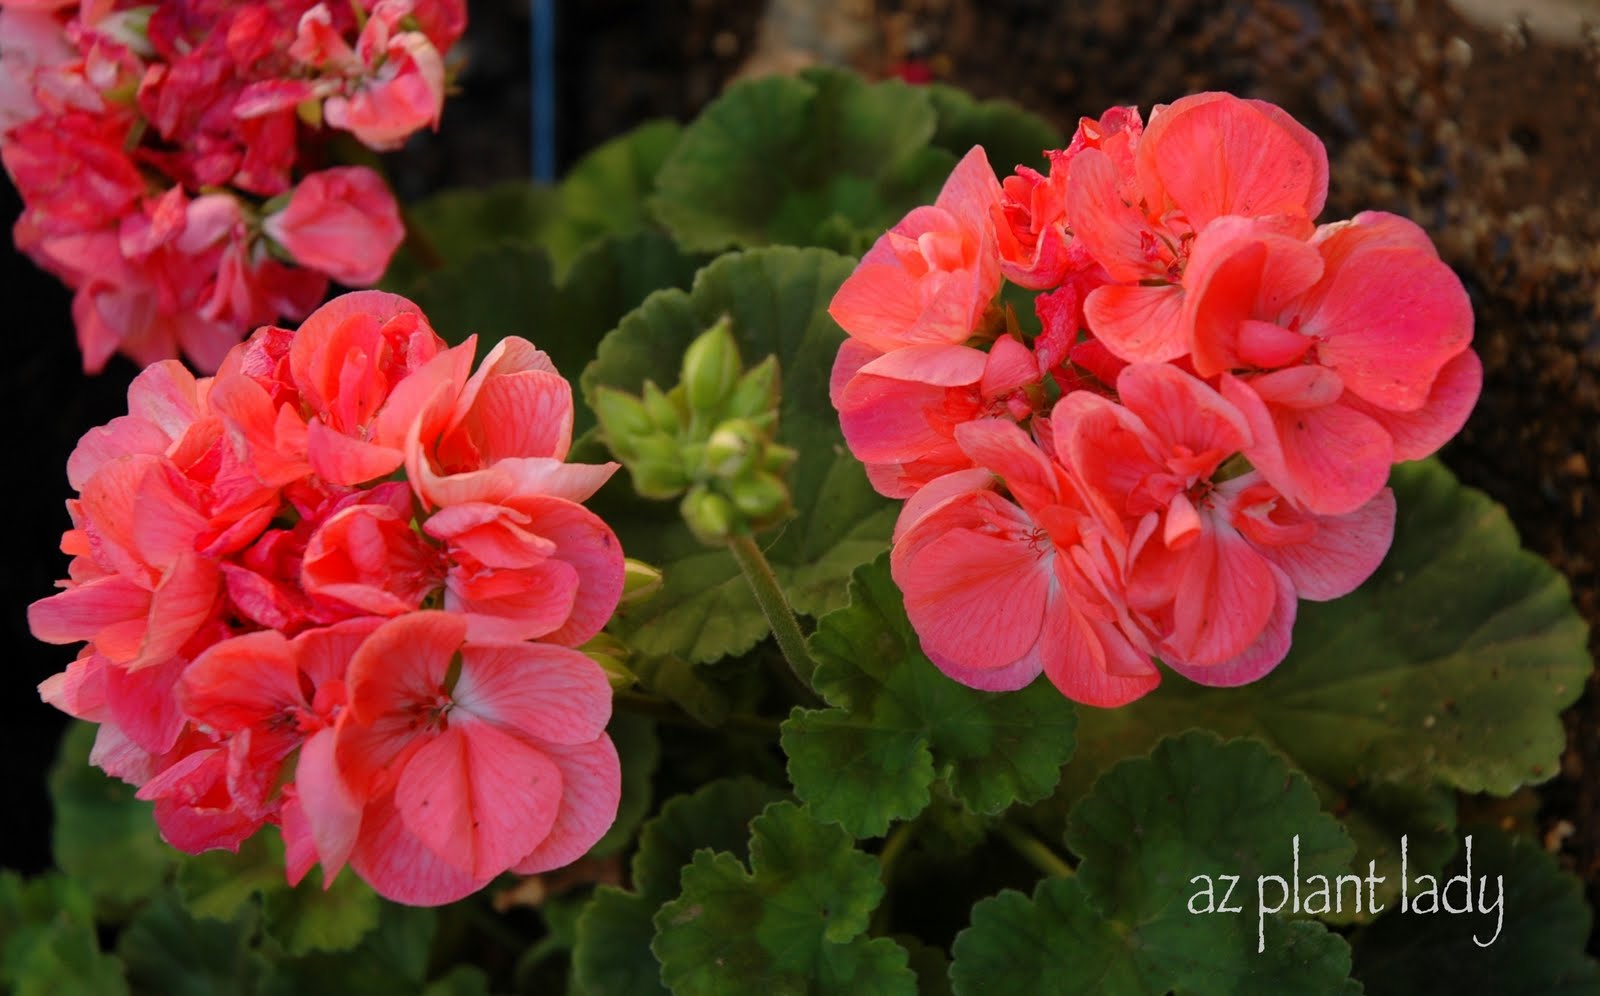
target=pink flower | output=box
[1064,92,1329,365]
[891,421,1160,706]
[321,1,447,151]
[828,146,1004,352]
[830,334,1043,498]
[1183,212,1479,514]
[263,166,405,286]
[309,612,619,905]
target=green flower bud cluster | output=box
[594,316,797,545]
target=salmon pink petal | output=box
[1083,283,1189,364]
[1182,219,1324,377]
[1342,347,1482,461]
[857,343,988,385]
[892,467,995,542]
[894,512,1050,672]
[1300,222,1473,413]
[134,555,221,670]
[346,611,466,724]
[306,419,404,486]
[1238,485,1395,601]
[181,631,298,731]
[68,417,173,490]
[396,722,563,880]
[465,370,573,463]
[1167,563,1296,686]
[91,723,158,785]
[830,339,882,407]
[279,794,319,887]
[1167,523,1278,667]
[979,334,1040,398]
[295,726,363,882]
[453,642,611,746]
[509,497,624,647]
[953,418,1061,511]
[1115,363,1251,457]
[1039,602,1160,708]
[106,655,188,755]
[1138,93,1327,229]
[511,734,623,874]
[293,616,387,691]
[38,651,109,722]
[925,643,1043,692]
[28,574,150,647]
[935,146,1004,231]
[126,360,204,441]
[349,790,492,906]
[1063,147,1156,283]
[1223,375,1393,515]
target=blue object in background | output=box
[531,0,556,181]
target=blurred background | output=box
[6,0,1598,933]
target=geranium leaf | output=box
[46,722,175,911]
[382,181,559,289]
[542,119,683,273]
[925,84,1064,175]
[407,231,702,434]
[951,733,1360,996]
[572,777,785,996]
[1352,829,1600,994]
[652,801,916,995]
[582,247,896,662]
[783,555,1078,837]
[1053,459,1589,915]
[117,891,261,996]
[260,868,381,957]
[651,68,953,252]
[256,904,437,996]
[0,872,127,996]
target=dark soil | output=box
[7,0,1598,943]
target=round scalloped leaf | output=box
[46,722,175,911]
[542,119,683,272]
[572,777,786,996]
[651,67,954,252]
[1054,458,1588,915]
[925,84,1063,176]
[0,872,128,996]
[117,891,261,996]
[582,247,896,662]
[952,733,1359,996]
[1351,829,1600,995]
[381,182,559,290]
[652,801,915,995]
[783,555,1077,837]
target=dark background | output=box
[7,0,1599,918]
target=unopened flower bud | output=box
[594,386,656,444]
[761,443,799,475]
[641,380,683,434]
[701,418,760,480]
[728,470,791,522]
[579,633,636,689]
[621,558,664,604]
[681,485,736,544]
[627,436,690,499]
[724,355,780,420]
[681,316,742,415]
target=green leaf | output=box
[952,733,1360,996]
[583,247,896,662]
[590,713,662,857]
[1054,459,1589,914]
[420,965,493,996]
[260,868,381,956]
[407,230,703,434]
[573,777,785,996]
[783,554,1077,837]
[543,119,683,272]
[652,801,916,995]
[47,722,175,911]
[175,832,283,922]
[925,84,1064,175]
[1352,829,1600,995]
[651,68,953,252]
[117,891,260,996]
[383,181,559,289]
[257,904,437,996]
[0,872,127,996]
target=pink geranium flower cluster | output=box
[830,92,1481,707]
[1,0,465,373]
[29,291,625,906]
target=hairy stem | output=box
[995,820,1075,879]
[727,532,819,697]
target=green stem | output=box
[613,688,781,739]
[727,532,819,696]
[995,820,1075,879]
[872,819,918,936]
